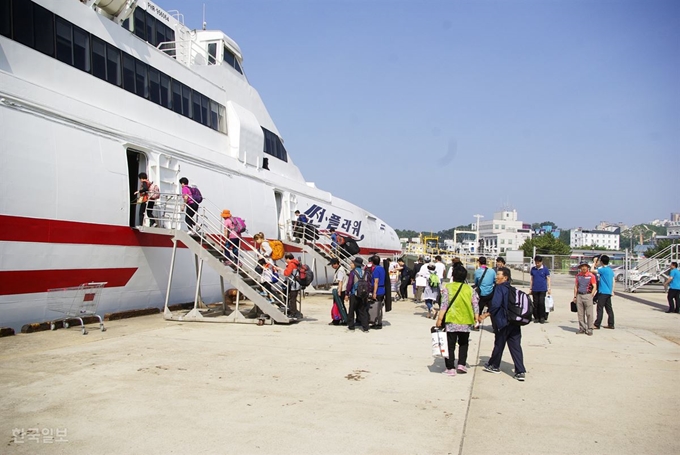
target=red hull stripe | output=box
[0,268,138,296]
[0,215,176,247]
[0,215,399,254]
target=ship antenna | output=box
[202,3,207,30]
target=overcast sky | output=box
[161,0,678,232]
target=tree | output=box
[644,239,680,257]
[519,233,571,257]
[395,229,419,239]
[559,229,570,246]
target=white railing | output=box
[141,194,293,315]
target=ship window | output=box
[145,14,156,47]
[73,26,90,72]
[155,22,166,47]
[201,95,210,127]
[33,3,54,57]
[218,105,227,133]
[207,42,217,65]
[133,8,146,41]
[122,53,135,93]
[262,128,288,162]
[223,46,235,68]
[1,0,10,38]
[171,80,182,114]
[160,73,171,108]
[106,44,121,86]
[122,18,130,32]
[182,84,192,119]
[234,60,242,74]
[55,17,73,65]
[192,90,202,124]
[92,36,107,80]
[148,67,160,104]
[12,0,34,48]
[135,59,148,98]
[210,101,219,130]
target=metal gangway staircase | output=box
[281,221,355,286]
[138,194,293,324]
[626,243,680,293]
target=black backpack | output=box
[353,270,371,300]
[345,239,360,255]
[295,263,314,288]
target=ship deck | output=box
[1,274,678,454]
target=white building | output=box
[570,228,620,249]
[667,222,680,237]
[477,210,532,254]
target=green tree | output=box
[644,239,680,257]
[395,229,419,239]
[559,229,570,245]
[519,233,571,257]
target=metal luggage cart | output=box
[47,282,107,335]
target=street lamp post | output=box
[474,214,484,255]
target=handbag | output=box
[430,283,464,359]
[570,300,577,313]
[545,295,554,312]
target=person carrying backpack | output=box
[480,267,527,381]
[179,177,199,233]
[253,232,273,261]
[420,264,440,319]
[282,253,303,320]
[344,257,370,332]
[435,265,479,376]
[221,210,241,267]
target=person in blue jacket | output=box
[480,267,527,382]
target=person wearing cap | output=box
[345,257,369,332]
[329,258,348,325]
[221,209,241,266]
[574,262,598,335]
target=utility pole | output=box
[474,214,484,254]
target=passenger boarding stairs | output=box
[138,195,292,324]
[627,243,680,293]
[282,221,354,281]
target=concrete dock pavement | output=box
[0,275,678,454]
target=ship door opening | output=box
[274,191,283,240]
[127,149,148,227]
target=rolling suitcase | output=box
[367,298,383,326]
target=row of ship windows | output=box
[1,0,225,131]
[1,0,288,162]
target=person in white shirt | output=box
[329,258,348,325]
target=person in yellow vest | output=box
[435,264,479,376]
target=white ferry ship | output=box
[0,0,401,330]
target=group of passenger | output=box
[329,255,388,332]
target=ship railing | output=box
[286,220,354,271]
[143,194,292,316]
[158,38,213,67]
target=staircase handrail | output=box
[147,194,291,313]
